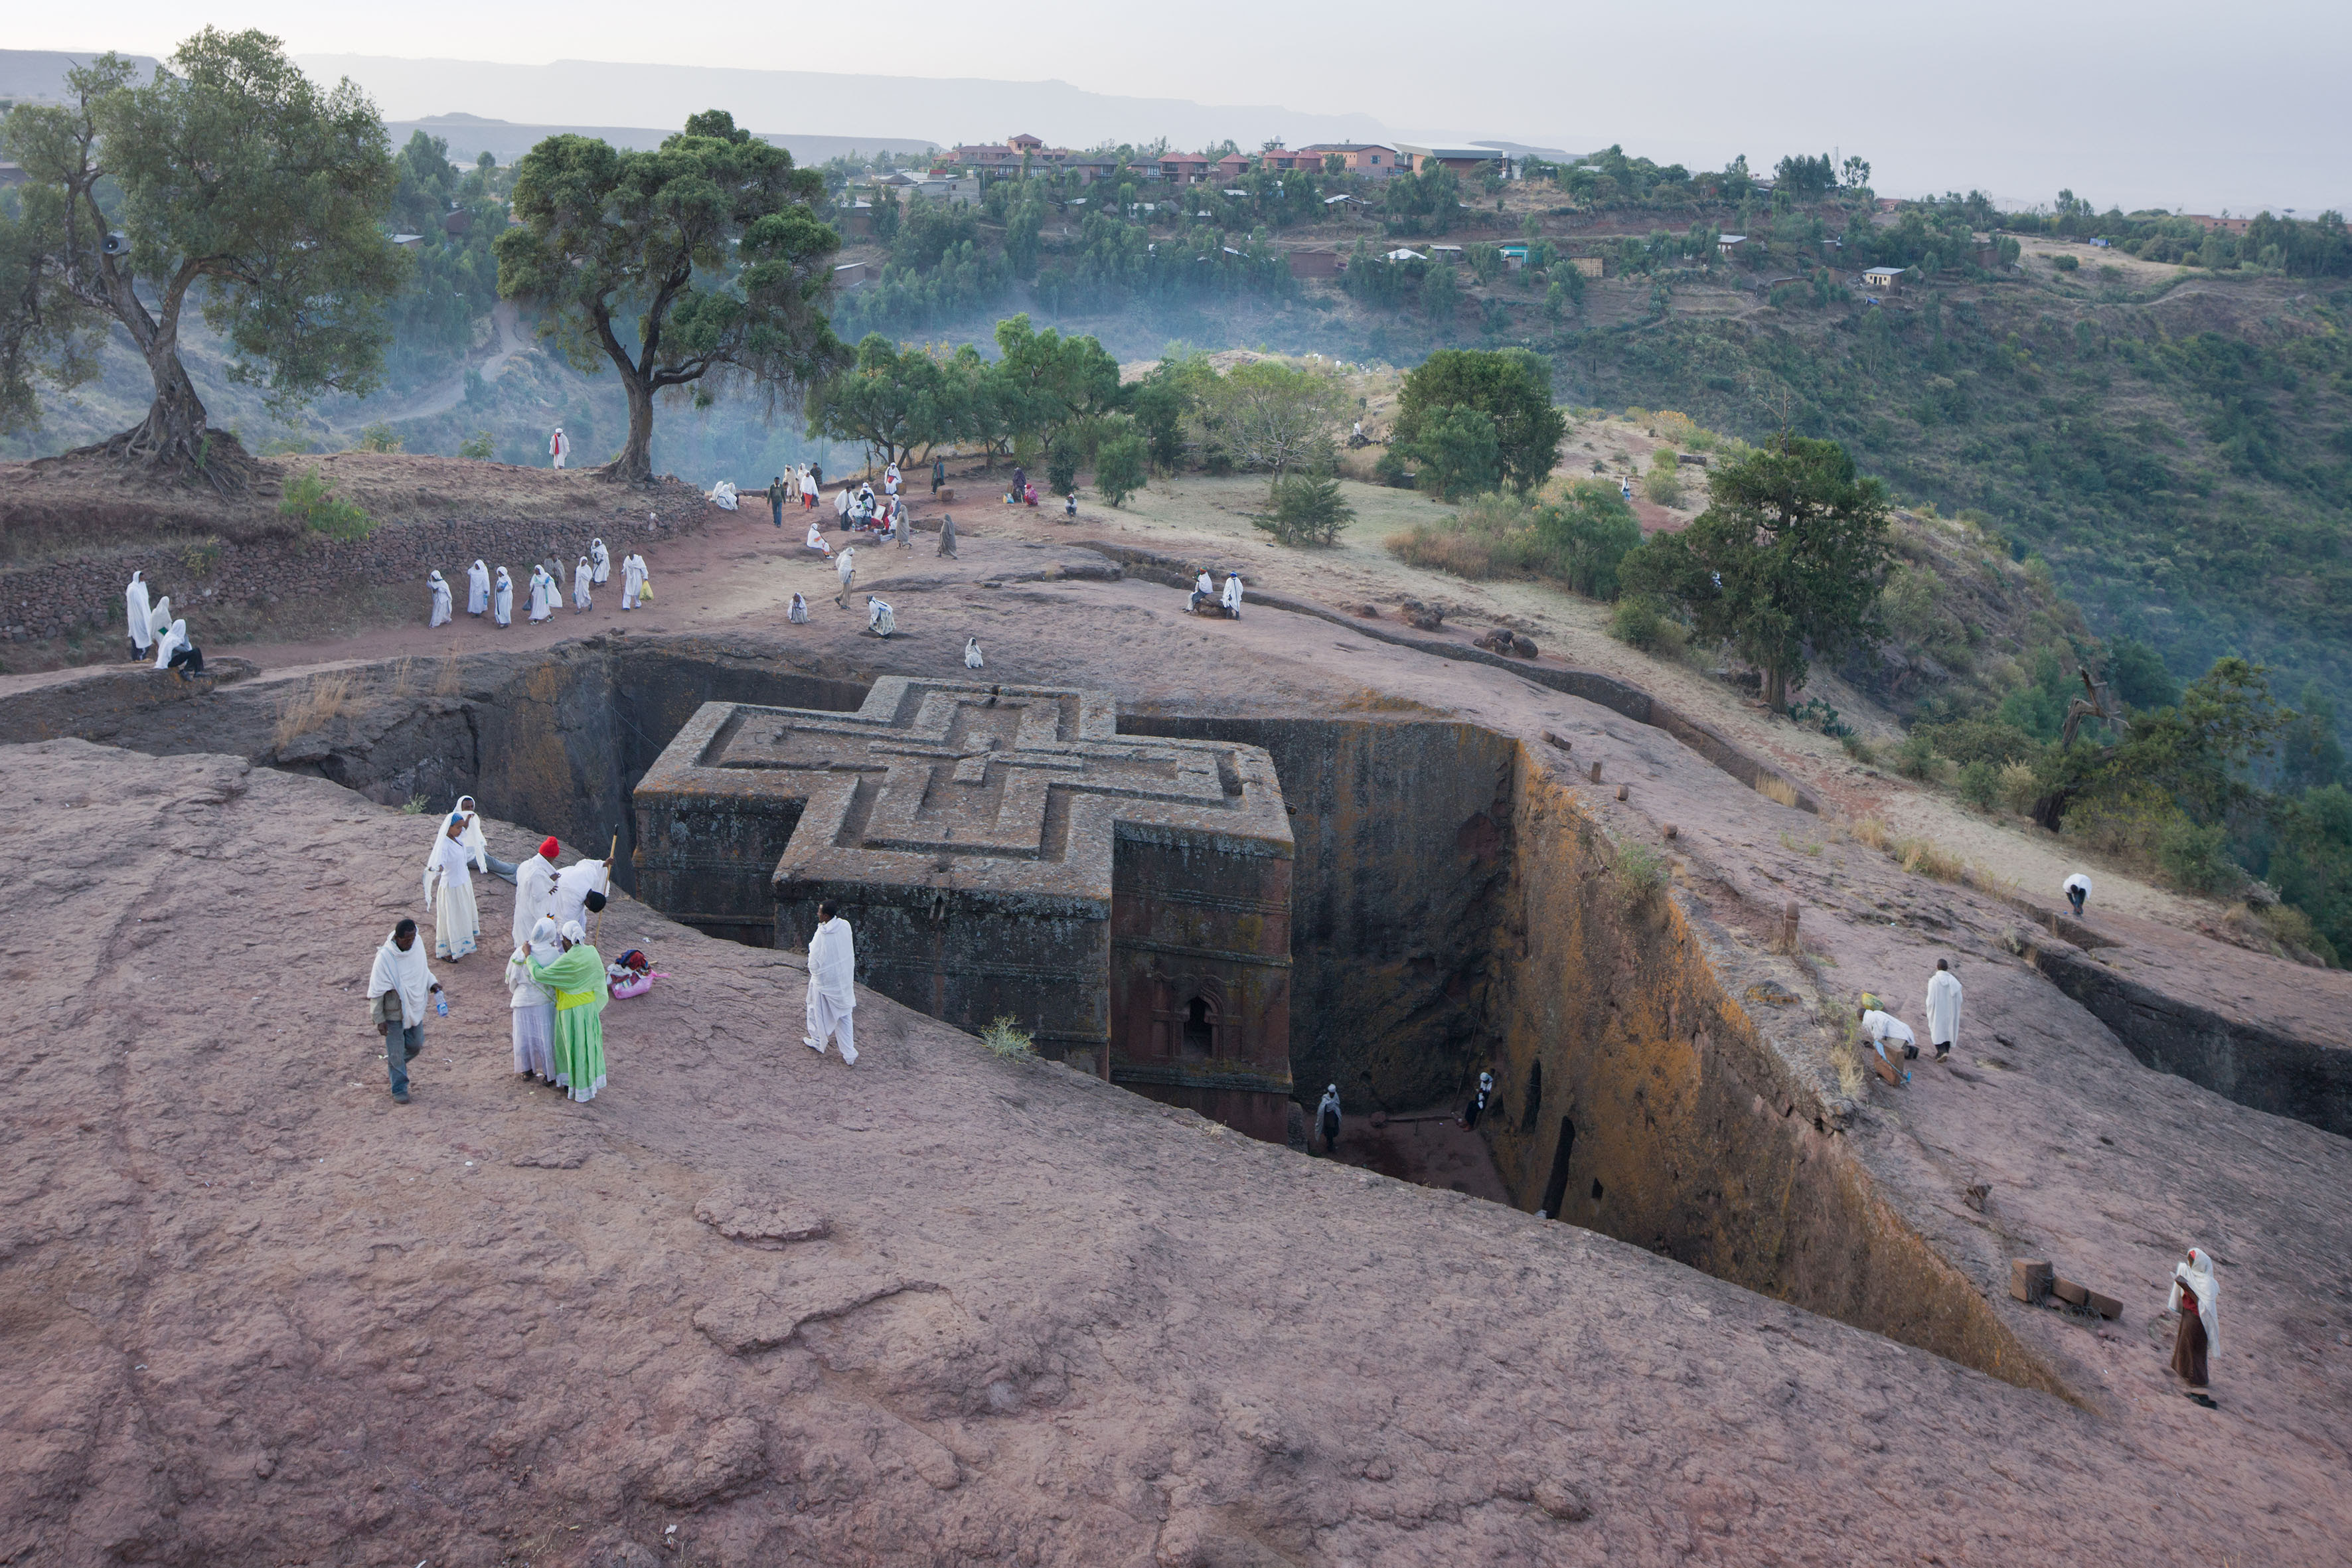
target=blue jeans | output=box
[386,1022,423,1094]
[482,852,518,886]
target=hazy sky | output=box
[17,1,2349,214]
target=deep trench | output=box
[38,638,2064,1395]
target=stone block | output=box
[2011,1259,2053,1304]
[2051,1276,2089,1307]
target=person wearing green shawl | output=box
[530,919,609,1103]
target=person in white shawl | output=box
[590,538,611,584]
[423,815,481,961]
[1190,571,1214,614]
[428,570,453,627]
[1317,1084,1342,1153]
[365,918,441,1103]
[512,836,562,951]
[1924,959,1962,1062]
[805,517,832,557]
[788,591,809,624]
[505,913,562,1081]
[834,546,856,607]
[463,560,488,616]
[493,566,514,627]
[151,617,189,670]
[965,637,984,669]
[445,795,518,884]
[147,593,173,648]
[1221,572,1244,619]
[572,556,593,613]
[549,854,613,933]
[803,900,858,1064]
[126,572,154,660]
[528,567,554,623]
[621,552,647,610]
[2168,1246,2220,1390]
[865,595,895,637]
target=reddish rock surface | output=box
[7,737,2351,1566]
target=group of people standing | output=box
[366,796,617,1107]
[123,571,201,676]
[428,540,650,629]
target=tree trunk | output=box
[607,373,657,483]
[71,266,250,491]
[1765,666,1789,713]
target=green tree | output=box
[805,333,951,469]
[1252,473,1357,546]
[1421,258,1460,323]
[1531,481,1643,598]
[992,313,1121,461]
[496,110,844,483]
[1,33,403,479]
[2106,637,2180,712]
[1621,434,1895,710]
[1392,347,1566,492]
[1201,358,1349,477]
[1093,429,1147,507]
[1407,404,1502,500]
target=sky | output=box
[14,1,2350,215]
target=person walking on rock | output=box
[572,556,593,613]
[2169,1247,2220,1397]
[804,900,858,1065]
[550,424,570,469]
[423,814,481,961]
[467,559,491,617]
[621,552,647,611]
[2064,872,2092,918]
[493,566,514,627]
[1317,1084,1342,1153]
[590,538,611,584]
[769,475,788,528]
[835,546,856,608]
[1924,959,1962,1063]
[366,918,441,1104]
[429,570,453,628]
[937,513,957,558]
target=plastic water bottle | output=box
[435,991,449,1018]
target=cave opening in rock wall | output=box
[250,642,2063,1395]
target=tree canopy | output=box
[1197,358,1349,478]
[1,31,402,480]
[1622,434,1894,710]
[1393,349,1565,493]
[496,110,844,481]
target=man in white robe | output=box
[834,546,856,607]
[1858,1006,1915,1086]
[834,485,852,526]
[1190,571,1214,614]
[549,854,613,933]
[550,425,570,469]
[366,918,441,1103]
[513,836,562,951]
[1221,572,1244,619]
[493,567,514,627]
[590,538,611,584]
[803,901,858,1064]
[621,552,647,610]
[965,637,984,669]
[866,595,895,637]
[1317,1085,1342,1153]
[126,572,154,660]
[572,557,593,613]
[424,816,481,961]
[467,560,491,616]
[805,518,833,557]
[884,461,900,497]
[1924,960,1962,1063]
[429,571,454,627]
[529,568,554,622]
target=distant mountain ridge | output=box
[386,114,936,168]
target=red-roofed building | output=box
[1215,153,1251,182]
[1298,143,1401,179]
[1161,152,1213,185]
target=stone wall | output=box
[0,512,684,645]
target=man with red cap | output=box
[513,836,563,953]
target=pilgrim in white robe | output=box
[804,915,858,1063]
[1924,967,1962,1054]
[2169,1247,2221,1385]
[1221,574,1244,618]
[149,595,173,645]
[1190,572,1214,613]
[548,858,611,933]
[493,568,514,627]
[866,596,895,637]
[512,846,560,951]
[126,573,154,656]
[834,547,856,604]
[620,554,646,609]
[506,915,562,1079]
[788,592,809,624]
[467,560,491,615]
[834,486,852,524]
[572,558,593,612]
[965,637,984,669]
[424,828,481,960]
[550,426,570,468]
[429,572,454,628]
[152,618,188,670]
[805,520,832,556]
[368,927,437,1030]
[528,570,554,622]
[590,538,611,584]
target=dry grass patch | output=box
[270,672,356,749]
[1757,774,1800,809]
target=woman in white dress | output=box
[428,570,454,627]
[151,617,189,670]
[422,815,480,961]
[572,556,593,613]
[621,552,647,609]
[528,567,554,622]
[505,913,562,1081]
[125,572,154,660]
[493,566,514,627]
[467,559,491,616]
[590,538,611,584]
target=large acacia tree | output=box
[0,33,402,481]
[1391,347,1566,494]
[496,111,844,483]
[1622,434,1894,710]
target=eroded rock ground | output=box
[5,499,2351,1565]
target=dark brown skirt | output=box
[2171,1310,2209,1386]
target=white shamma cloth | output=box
[804,915,858,1064]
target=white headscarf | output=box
[2169,1248,2221,1354]
[423,823,473,907]
[149,594,173,639]
[127,572,153,649]
[808,913,856,1009]
[507,915,563,1008]
[447,795,490,872]
[152,619,188,668]
[1318,1084,1341,1120]
[560,919,587,945]
[367,925,436,1029]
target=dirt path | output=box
[344,300,532,428]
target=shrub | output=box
[1046,444,1079,497]
[2156,816,2238,894]
[1757,774,1800,808]
[1956,759,2002,811]
[1642,450,1684,506]
[1531,482,1642,597]
[354,421,403,453]
[1895,837,1966,882]
[1613,843,1670,910]
[458,430,494,460]
[1920,717,2038,767]
[279,467,374,540]
[1842,732,1880,765]
[978,1016,1036,1058]
[1608,595,1686,654]
[1252,473,1358,547]
[1893,732,1940,780]
[1408,404,1502,501]
[1998,761,2041,813]
[2052,254,2080,272]
[1093,432,1147,507]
